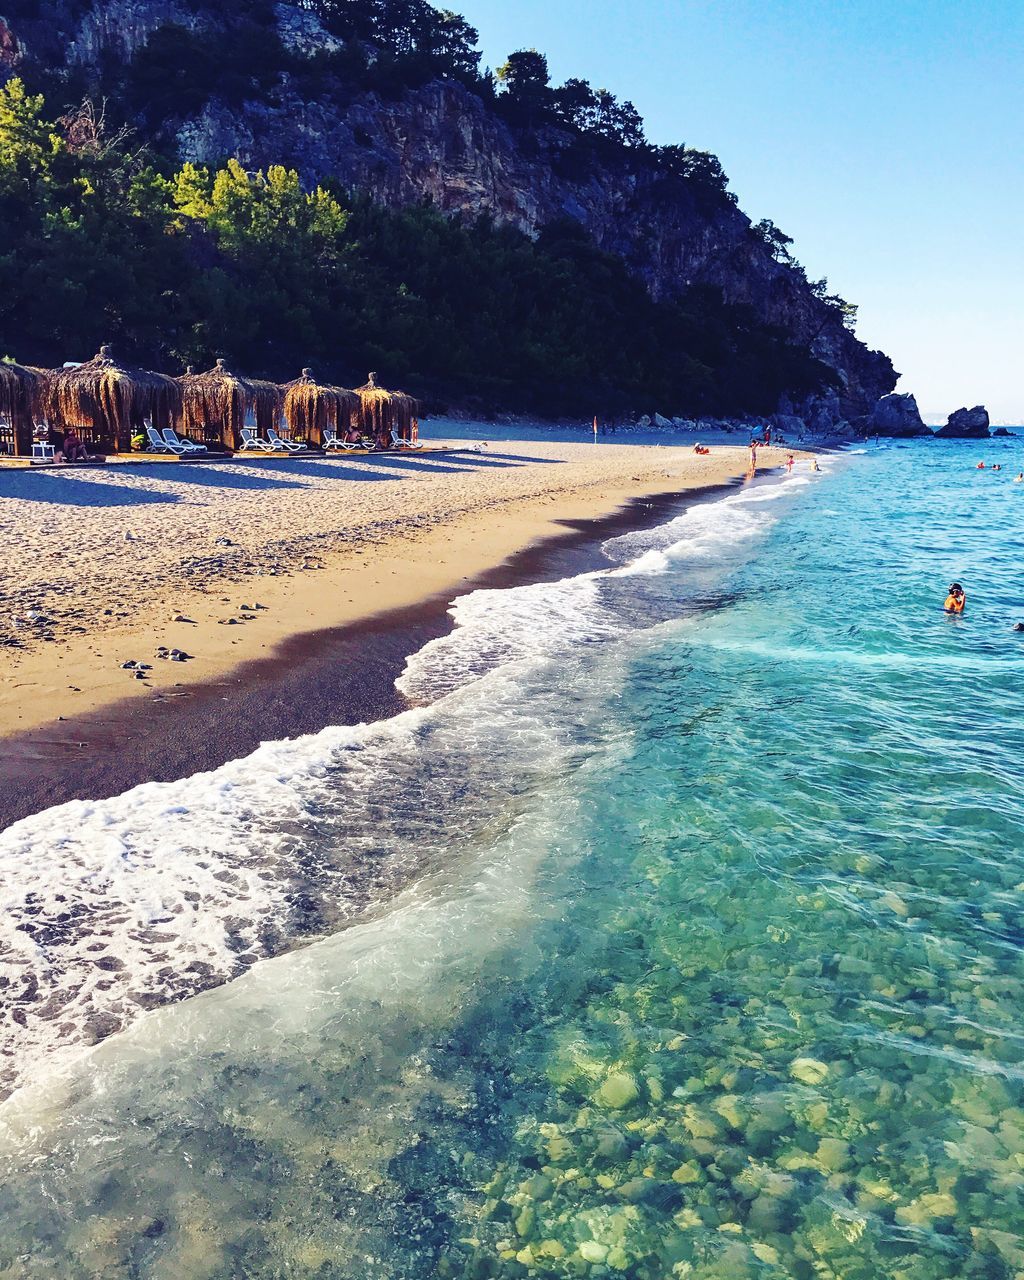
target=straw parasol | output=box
[36,345,181,453]
[177,358,282,451]
[356,372,420,447]
[281,368,359,448]
[0,360,40,457]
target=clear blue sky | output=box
[457,0,1024,422]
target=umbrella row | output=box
[0,348,420,457]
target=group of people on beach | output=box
[747,437,813,477]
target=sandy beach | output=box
[0,438,794,746]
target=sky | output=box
[456,0,1024,422]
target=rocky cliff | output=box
[2,0,898,422]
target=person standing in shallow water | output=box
[944,583,966,614]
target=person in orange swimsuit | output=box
[944,583,966,614]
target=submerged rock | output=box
[594,1072,640,1110]
[935,405,991,438]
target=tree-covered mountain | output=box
[0,0,897,424]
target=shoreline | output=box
[0,443,799,830]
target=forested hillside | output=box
[0,0,897,421]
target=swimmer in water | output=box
[976,462,986,469]
[810,458,820,472]
[944,582,966,614]
[1015,473,1024,483]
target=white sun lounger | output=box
[147,425,182,454]
[239,427,276,452]
[267,427,304,453]
[323,428,366,452]
[163,427,207,454]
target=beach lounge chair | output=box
[239,427,276,452]
[146,425,181,454]
[323,428,366,452]
[163,427,207,455]
[267,427,304,453]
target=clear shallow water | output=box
[2,440,1024,1278]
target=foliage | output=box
[753,218,794,263]
[0,79,835,416]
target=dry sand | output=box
[0,439,796,738]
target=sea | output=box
[1,437,1022,1279]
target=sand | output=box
[0,439,796,739]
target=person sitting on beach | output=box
[810,458,820,472]
[944,583,966,614]
[61,428,88,463]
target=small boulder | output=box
[653,413,673,429]
[993,427,1013,437]
[935,405,990,439]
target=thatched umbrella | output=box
[177,358,283,451]
[0,361,40,457]
[37,345,181,454]
[282,368,359,448]
[356,372,420,448]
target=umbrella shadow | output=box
[0,471,181,508]
[225,457,397,483]
[146,462,310,492]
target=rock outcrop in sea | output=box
[935,405,990,439]
[868,393,933,438]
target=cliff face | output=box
[2,0,897,420]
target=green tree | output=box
[495,49,552,124]
[753,218,794,263]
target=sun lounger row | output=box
[147,426,208,455]
[144,424,423,456]
[239,426,422,453]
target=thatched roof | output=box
[356,372,420,439]
[282,368,359,444]
[0,361,39,430]
[37,345,180,447]
[177,358,281,448]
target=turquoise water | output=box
[1,440,1023,1278]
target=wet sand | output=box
[0,441,797,829]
